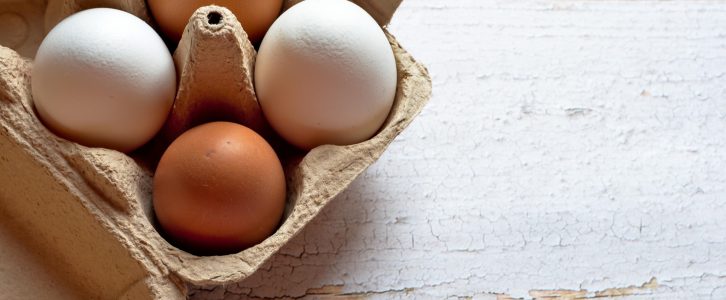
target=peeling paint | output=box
[304,285,416,299]
[563,108,593,117]
[299,278,658,299]
[306,285,346,296]
[526,278,657,299]
[189,0,726,298]
[594,278,658,297]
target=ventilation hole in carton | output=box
[207,12,223,25]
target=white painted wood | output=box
[192,1,726,298]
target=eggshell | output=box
[153,122,286,255]
[148,0,283,45]
[31,8,176,153]
[255,0,398,150]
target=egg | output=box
[148,0,283,45]
[31,8,176,153]
[255,0,398,150]
[153,122,286,255]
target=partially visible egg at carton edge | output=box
[0,0,429,298]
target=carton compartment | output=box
[0,207,93,300]
[0,0,431,297]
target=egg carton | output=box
[0,0,430,299]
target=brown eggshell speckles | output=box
[153,122,286,255]
[0,0,430,296]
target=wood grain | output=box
[191,1,726,298]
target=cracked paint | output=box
[524,277,658,299]
[190,0,726,299]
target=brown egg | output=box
[148,0,283,45]
[153,122,286,255]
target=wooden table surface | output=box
[189,1,726,299]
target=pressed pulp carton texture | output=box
[0,0,430,298]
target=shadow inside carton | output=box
[188,173,383,298]
[0,0,46,58]
[0,204,93,299]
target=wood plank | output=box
[193,0,726,298]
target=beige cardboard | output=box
[0,0,430,298]
[143,6,268,165]
[0,0,46,58]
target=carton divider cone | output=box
[0,0,430,298]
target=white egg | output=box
[255,0,397,150]
[32,8,176,153]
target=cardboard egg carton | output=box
[0,0,429,298]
